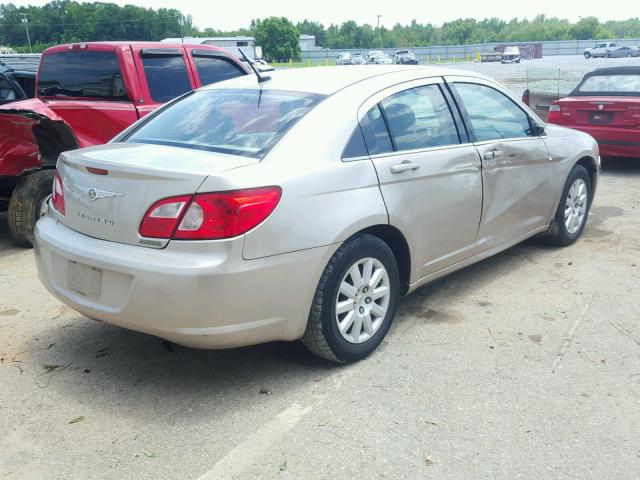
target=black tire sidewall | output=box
[8,170,55,247]
[554,165,592,244]
[320,237,399,362]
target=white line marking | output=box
[196,403,311,480]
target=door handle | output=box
[390,161,420,174]
[483,150,504,160]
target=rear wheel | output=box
[584,52,591,59]
[545,164,591,246]
[7,170,54,248]
[606,52,612,58]
[302,234,399,363]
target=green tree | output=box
[253,16,300,62]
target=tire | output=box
[606,52,612,58]
[584,52,591,59]
[545,164,592,246]
[7,170,55,248]
[302,234,400,363]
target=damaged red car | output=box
[0,41,248,246]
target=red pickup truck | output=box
[0,41,249,246]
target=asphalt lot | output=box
[2,57,640,479]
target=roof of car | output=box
[43,42,228,54]
[0,54,40,75]
[586,66,640,76]
[204,65,487,96]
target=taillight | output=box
[52,171,65,215]
[547,103,562,122]
[139,187,281,240]
[522,89,530,106]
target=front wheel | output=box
[7,170,54,248]
[302,234,399,363]
[584,52,591,59]
[545,165,592,246]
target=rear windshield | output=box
[38,51,128,100]
[575,74,640,96]
[125,88,325,159]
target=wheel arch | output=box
[357,224,411,295]
[33,118,79,168]
[575,156,598,205]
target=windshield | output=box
[575,74,640,95]
[125,89,325,159]
[38,51,128,100]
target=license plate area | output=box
[68,261,102,297]
[589,111,612,124]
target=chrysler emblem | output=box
[76,185,124,201]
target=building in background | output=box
[299,35,318,52]
[0,46,17,55]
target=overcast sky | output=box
[10,0,639,30]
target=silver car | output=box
[35,66,599,363]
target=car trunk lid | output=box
[556,96,640,127]
[56,143,258,247]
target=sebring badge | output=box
[76,185,124,201]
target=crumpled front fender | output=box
[0,100,77,177]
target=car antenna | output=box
[239,49,271,83]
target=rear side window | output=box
[125,89,325,159]
[141,52,191,103]
[454,83,532,142]
[342,126,368,160]
[192,54,245,86]
[360,105,393,155]
[576,74,640,95]
[38,51,128,100]
[380,84,459,151]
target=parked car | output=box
[246,58,275,72]
[373,53,393,65]
[395,50,418,64]
[34,66,599,363]
[0,54,39,105]
[367,50,384,63]
[0,41,248,247]
[351,53,367,65]
[336,52,352,65]
[609,46,640,58]
[548,66,640,158]
[584,42,617,59]
[501,46,521,64]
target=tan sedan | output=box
[34,66,599,363]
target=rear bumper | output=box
[34,215,336,349]
[553,125,640,158]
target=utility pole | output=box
[21,15,32,53]
[377,15,382,29]
[377,15,382,48]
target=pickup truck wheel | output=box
[8,170,55,248]
[606,52,612,58]
[584,52,591,59]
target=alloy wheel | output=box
[564,178,588,235]
[335,257,391,344]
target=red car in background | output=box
[547,67,640,158]
[0,41,249,246]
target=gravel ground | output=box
[1,58,640,479]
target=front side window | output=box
[141,52,191,103]
[38,51,128,100]
[125,89,325,159]
[0,76,17,102]
[454,83,532,142]
[192,54,245,86]
[380,84,459,151]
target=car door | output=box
[447,77,557,253]
[358,78,483,281]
